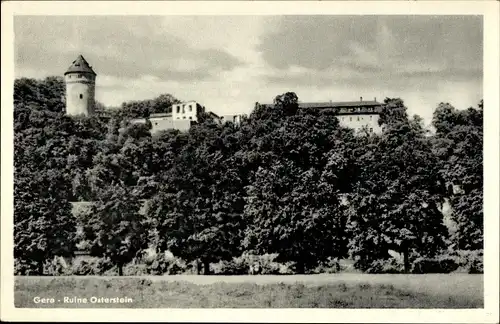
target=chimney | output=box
[360,97,363,102]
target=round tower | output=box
[64,55,97,116]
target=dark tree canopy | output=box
[349,116,449,273]
[13,76,484,275]
[431,101,483,250]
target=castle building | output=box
[64,55,96,116]
[172,101,205,121]
[300,97,384,133]
[130,100,207,134]
[219,114,245,125]
[260,97,384,133]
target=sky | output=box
[14,15,483,124]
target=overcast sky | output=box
[14,15,482,123]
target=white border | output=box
[1,1,499,323]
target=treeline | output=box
[13,77,483,276]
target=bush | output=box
[144,253,187,275]
[453,250,483,274]
[70,259,97,275]
[468,257,483,274]
[212,254,293,275]
[239,253,282,275]
[94,258,116,275]
[310,258,342,274]
[43,258,68,276]
[213,257,248,275]
[364,258,404,274]
[15,258,41,275]
[278,262,295,275]
[411,256,459,274]
[167,258,186,275]
[65,257,117,276]
[124,263,148,276]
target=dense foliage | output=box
[13,77,483,275]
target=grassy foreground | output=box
[15,275,483,308]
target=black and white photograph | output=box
[1,1,499,323]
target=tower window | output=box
[79,94,83,99]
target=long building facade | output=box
[260,97,384,133]
[130,101,207,134]
[299,98,384,133]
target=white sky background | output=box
[14,15,482,124]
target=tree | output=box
[13,103,79,274]
[147,121,246,274]
[431,101,483,250]
[14,167,76,274]
[81,185,149,275]
[117,93,181,119]
[349,116,449,273]
[378,98,409,127]
[274,91,299,117]
[241,111,354,273]
[14,77,65,113]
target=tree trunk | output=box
[118,264,124,276]
[39,261,44,276]
[403,246,410,274]
[196,260,202,275]
[203,260,210,275]
[296,261,305,274]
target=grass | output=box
[15,275,483,308]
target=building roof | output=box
[261,100,382,109]
[64,55,96,75]
[299,101,382,108]
[207,111,220,119]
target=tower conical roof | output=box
[64,55,96,75]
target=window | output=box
[177,117,180,119]
[78,74,82,78]
[370,115,373,120]
[357,116,360,121]
[79,94,83,99]
[155,122,158,126]
[176,106,180,113]
[349,117,352,122]
[370,128,373,133]
[183,116,186,119]
[189,117,192,120]
[189,105,192,112]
